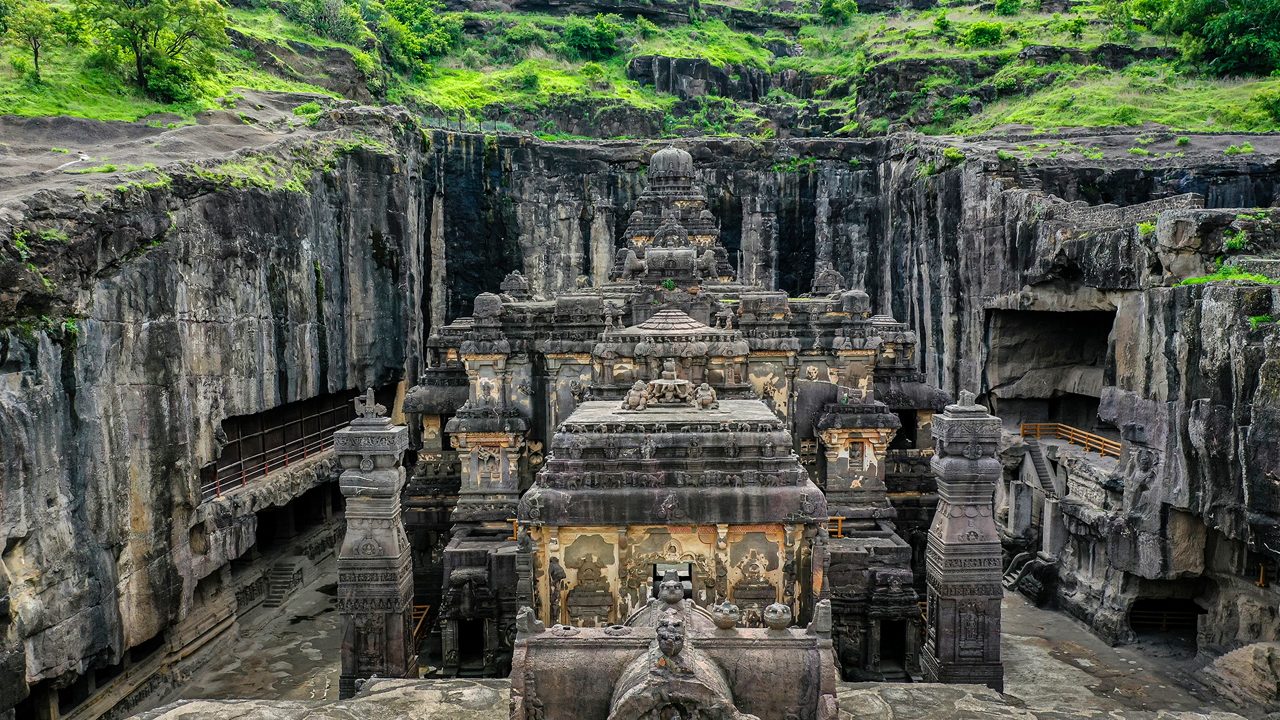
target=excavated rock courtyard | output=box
[143,565,1253,719]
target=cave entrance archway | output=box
[1129,598,1203,650]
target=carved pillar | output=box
[921,391,1004,691]
[336,389,417,698]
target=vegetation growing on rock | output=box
[1,0,1280,137]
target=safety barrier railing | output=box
[1020,422,1122,458]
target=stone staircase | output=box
[1016,163,1043,191]
[1002,552,1036,591]
[263,558,307,608]
[1024,438,1057,498]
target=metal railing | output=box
[1021,422,1122,459]
[412,604,433,645]
[200,398,355,502]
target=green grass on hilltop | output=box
[956,63,1280,134]
[630,19,774,68]
[0,39,335,122]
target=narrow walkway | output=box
[172,557,342,702]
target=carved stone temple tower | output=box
[335,389,417,697]
[921,391,1004,690]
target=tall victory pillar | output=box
[921,390,1004,691]
[335,389,417,697]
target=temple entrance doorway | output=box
[456,620,486,674]
[880,619,908,672]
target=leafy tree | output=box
[383,0,460,58]
[1162,0,1280,76]
[76,0,227,95]
[1098,0,1139,43]
[0,0,11,35]
[994,0,1022,16]
[557,13,623,61]
[933,12,954,41]
[819,0,858,25]
[1060,14,1087,41]
[6,0,55,80]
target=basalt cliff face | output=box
[1,106,1278,714]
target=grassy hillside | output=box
[2,0,1279,137]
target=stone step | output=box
[261,559,307,608]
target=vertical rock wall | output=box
[1,127,426,708]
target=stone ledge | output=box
[131,679,1253,720]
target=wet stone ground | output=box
[171,560,343,703]
[168,565,1254,716]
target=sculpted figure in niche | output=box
[549,557,568,623]
[694,383,719,410]
[572,554,609,591]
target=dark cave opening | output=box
[889,410,919,450]
[984,309,1117,432]
[457,620,486,672]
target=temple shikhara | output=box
[348,146,1008,716]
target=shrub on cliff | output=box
[384,0,460,58]
[962,22,1006,48]
[819,0,858,25]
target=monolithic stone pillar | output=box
[335,389,417,698]
[921,391,1004,691]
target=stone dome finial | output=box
[650,146,694,179]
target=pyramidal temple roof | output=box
[622,308,711,335]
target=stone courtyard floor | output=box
[169,564,1252,715]
[169,559,344,703]
[1000,592,1238,715]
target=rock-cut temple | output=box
[332,146,1007,718]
